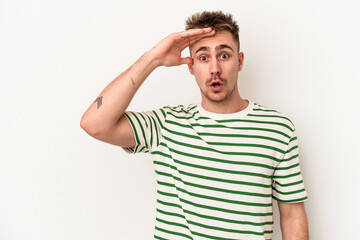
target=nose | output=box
[210,59,221,76]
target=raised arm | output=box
[80,28,215,147]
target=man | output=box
[81,11,308,240]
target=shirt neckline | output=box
[196,100,254,120]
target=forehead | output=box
[190,31,237,55]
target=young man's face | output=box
[188,31,244,104]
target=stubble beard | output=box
[201,80,237,104]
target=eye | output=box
[200,56,207,61]
[220,53,228,59]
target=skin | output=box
[187,31,248,114]
[279,202,309,240]
[80,27,309,239]
[80,27,216,147]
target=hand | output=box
[149,27,216,67]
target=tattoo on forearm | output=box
[94,96,103,109]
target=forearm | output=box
[280,203,309,240]
[80,51,159,135]
[80,27,214,136]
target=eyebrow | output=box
[194,44,234,55]
[218,44,234,52]
[194,46,209,54]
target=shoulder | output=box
[250,102,296,132]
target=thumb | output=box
[180,57,193,65]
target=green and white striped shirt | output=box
[123,100,308,240]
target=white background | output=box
[1,0,359,239]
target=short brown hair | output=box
[185,11,240,51]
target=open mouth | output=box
[210,81,223,91]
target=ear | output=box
[238,52,244,71]
[187,62,194,75]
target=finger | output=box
[187,29,215,42]
[174,29,216,50]
[186,30,216,46]
[177,29,215,48]
[179,27,213,38]
[180,57,193,65]
[188,38,202,46]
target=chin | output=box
[203,87,237,103]
[205,93,230,103]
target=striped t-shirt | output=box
[123,100,308,240]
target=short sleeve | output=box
[122,108,166,154]
[272,129,308,203]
